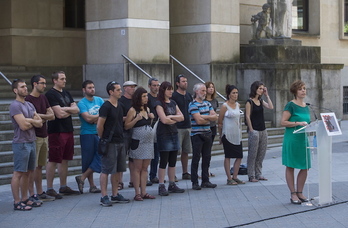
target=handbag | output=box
[98,121,118,156]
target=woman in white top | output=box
[218,85,245,185]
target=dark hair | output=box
[175,74,186,84]
[249,81,264,98]
[225,84,238,99]
[12,79,25,93]
[290,80,306,98]
[158,81,173,110]
[82,80,94,89]
[30,75,45,88]
[106,81,119,95]
[132,87,148,112]
[51,71,65,83]
[148,78,159,85]
[205,81,217,99]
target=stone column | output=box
[85,0,171,97]
[169,0,240,93]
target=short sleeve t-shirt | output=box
[189,100,212,136]
[45,88,75,133]
[171,91,192,129]
[9,100,36,143]
[155,100,178,135]
[99,100,124,143]
[78,96,104,135]
[25,94,50,138]
[119,96,132,116]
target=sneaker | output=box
[146,180,153,186]
[192,183,202,190]
[150,177,159,184]
[89,186,101,193]
[29,194,43,204]
[110,193,130,203]
[201,181,217,188]
[100,195,112,207]
[182,172,191,180]
[59,186,80,195]
[168,183,185,193]
[46,189,63,199]
[158,184,169,196]
[38,192,55,201]
[75,175,84,194]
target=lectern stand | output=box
[293,120,333,206]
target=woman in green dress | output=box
[281,80,311,205]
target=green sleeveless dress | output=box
[282,102,311,169]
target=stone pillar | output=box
[85,0,171,97]
[169,0,240,93]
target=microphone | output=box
[306,103,334,113]
[306,103,318,120]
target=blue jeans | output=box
[149,142,159,180]
[190,132,212,184]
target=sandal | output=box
[249,176,258,182]
[227,179,238,185]
[209,172,215,177]
[118,182,124,190]
[23,198,41,207]
[232,178,245,184]
[142,193,156,199]
[134,194,143,201]
[257,176,268,181]
[296,192,309,202]
[14,201,32,211]
[128,182,134,188]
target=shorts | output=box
[48,132,74,163]
[12,142,36,172]
[157,132,179,152]
[35,137,48,167]
[101,143,126,174]
[80,134,101,173]
[177,128,192,154]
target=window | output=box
[343,86,348,114]
[344,0,348,35]
[292,0,309,31]
[64,0,85,29]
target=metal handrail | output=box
[0,71,12,85]
[170,55,226,101]
[122,54,153,79]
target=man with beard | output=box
[75,80,104,194]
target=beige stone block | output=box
[170,33,211,64]
[211,33,239,62]
[0,37,12,65]
[170,0,211,26]
[86,0,127,21]
[86,29,128,65]
[211,0,239,25]
[128,0,169,20]
[128,28,169,63]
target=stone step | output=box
[0,65,27,72]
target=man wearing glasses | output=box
[25,75,55,202]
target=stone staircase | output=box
[0,100,285,185]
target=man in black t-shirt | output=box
[97,81,130,206]
[45,71,80,199]
[171,74,193,180]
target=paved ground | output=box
[0,121,348,228]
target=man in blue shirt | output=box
[75,80,104,194]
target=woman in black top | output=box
[125,87,155,201]
[155,81,185,196]
[245,81,273,182]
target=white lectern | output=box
[293,120,333,206]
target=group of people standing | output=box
[9,69,311,210]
